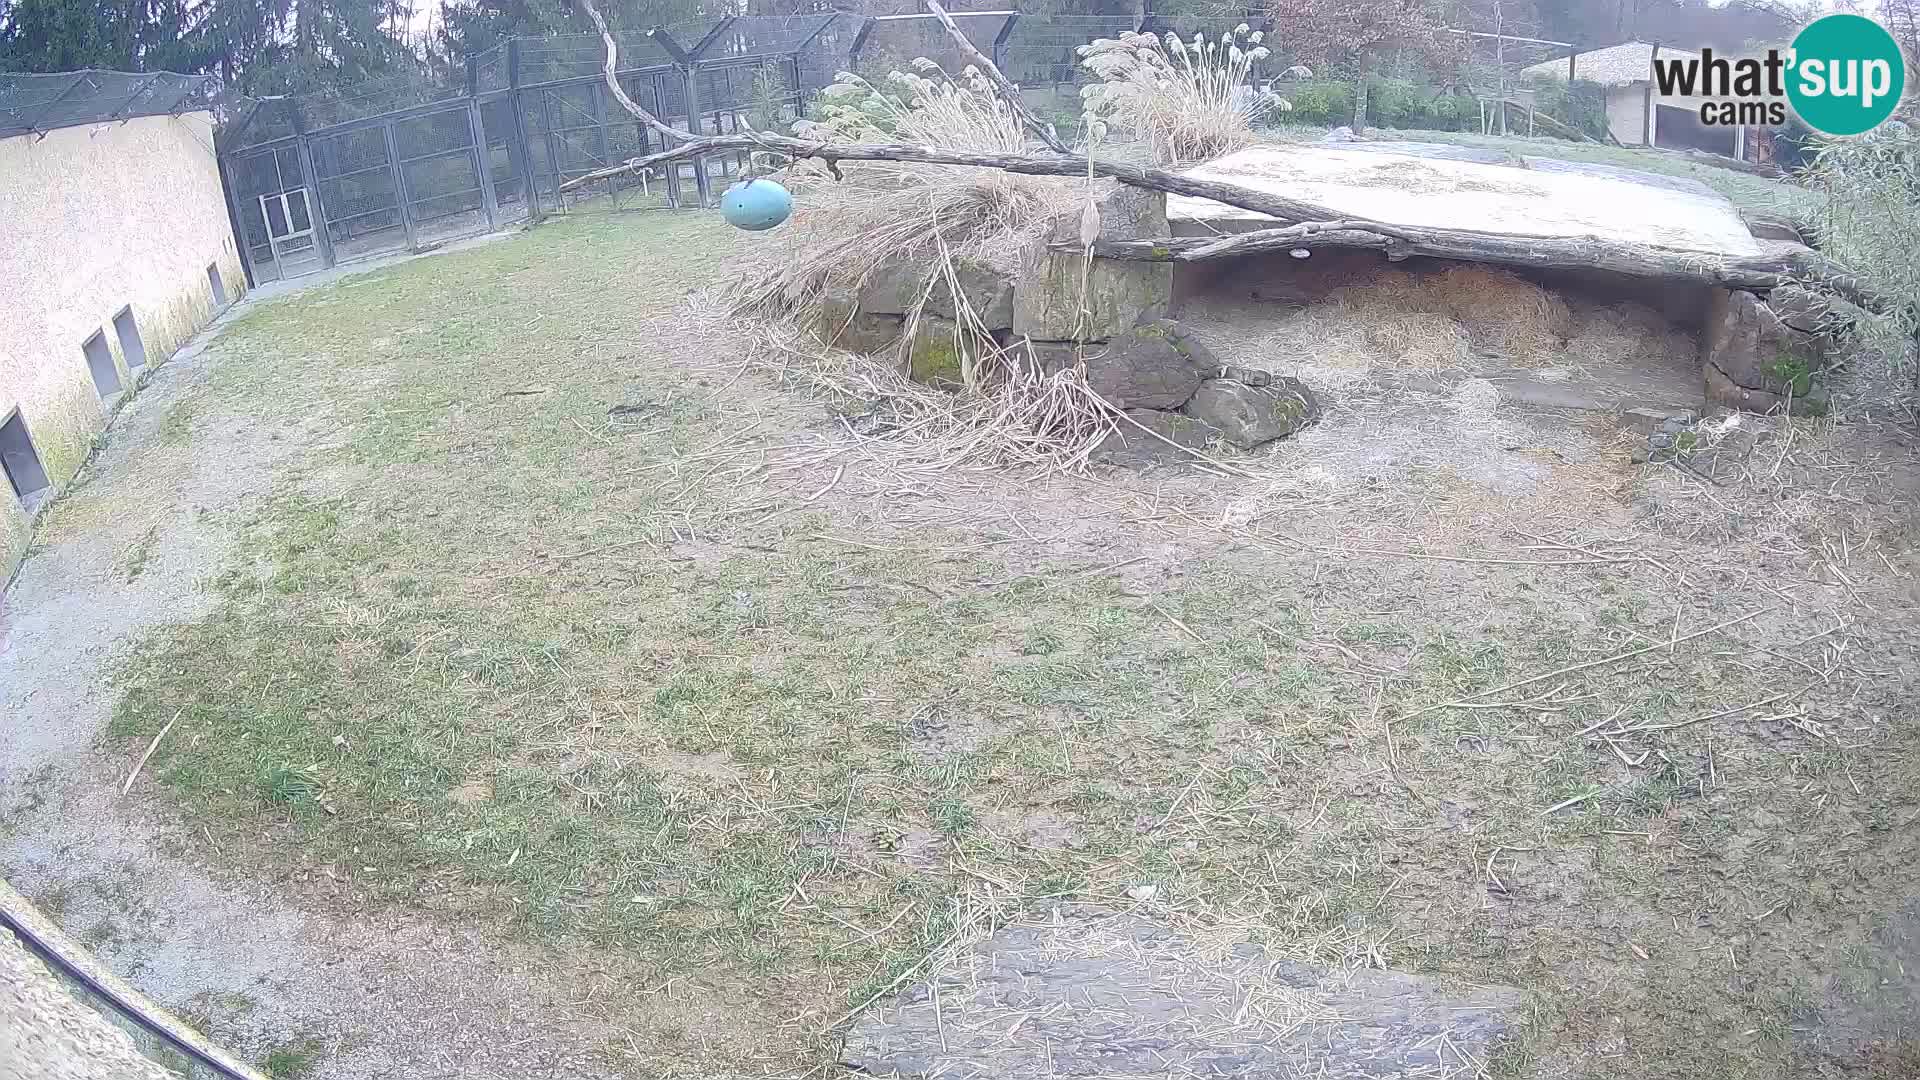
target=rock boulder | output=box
[1181,376,1319,448]
[925,258,1016,331]
[1013,183,1173,340]
[1701,288,1828,416]
[1021,322,1215,411]
[820,285,903,354]
[1091,409,1221,468]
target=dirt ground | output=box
[3,206,1918,1079]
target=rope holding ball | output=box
[720,176,792,232]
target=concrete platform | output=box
[1168,144,1763,256]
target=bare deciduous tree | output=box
[1267,0,1443,129]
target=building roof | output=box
[0,70,218,140]
[1520,41,1701,88]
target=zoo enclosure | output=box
[217,14,848,285]
[214,7,1324,286]
[215,7,1581,287]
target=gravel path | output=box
[0,283,634,1080]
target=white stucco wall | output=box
[1606,84,1649,145]
[0,110,244,580]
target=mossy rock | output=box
[908,316,967,388]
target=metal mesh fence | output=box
[0,69,219,138]
[514,28,683,87]
[998,14,1133,88]
[849,12,1012,79]
[209,14,845,283]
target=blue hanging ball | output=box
[720,178,793,232]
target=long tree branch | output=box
[559,132,1377,225]
[923,0,1071,154]
[574,0,693,143]
[1086,227,1884,311]
[555,131,1879,309]
[560,0,1876,311]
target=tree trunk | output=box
[1351,47,1370,132]
[1084,228,1883,313]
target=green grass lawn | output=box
[97,206,1916,1077]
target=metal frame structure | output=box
[0,70,219,140]
[218,15,843,286]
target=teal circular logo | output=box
[1787,14,1906,136]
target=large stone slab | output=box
[1701,289,1828,415]
[1027,321,1214,410]
[1091,409,1220,467]
[1182,376,1319,448]
[1167,145,1762,256]
[926,258,1016,331]
[1519,155,1717,195]
[1013,183,1173,340]
[842,909,1525,1078]
[819,285,903,354]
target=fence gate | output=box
[224,142,325,282]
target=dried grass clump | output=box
[1078,26,1288,165]
[713,63,1135,472]
[1564,302,1696,371]
[749,322,1123,473]
[1330,265,1571,365]
[720,62,1071,340]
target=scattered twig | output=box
[1540,788,1601,815]
[1145,598,1205,644]
[801,465,846,505]
[1389,607,1772,727]
[122,709,182,794]
[1146,767,1206,833]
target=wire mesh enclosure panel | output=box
[212,15,850,284]
[478,96,531,222]
[514,29,682,88]
[520,67,683,215]
[309,124,407,265]
[998,14,1135,88]
[301,71,466,130]
[849,12,1013,79]
[392,104,493,247]
[0,70,218,138]
[223,141,324,283]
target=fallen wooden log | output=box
[564,134,1887,313]
[563,0,1881,315]
[1083,227,1886,312]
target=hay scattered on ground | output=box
[1564,302,1698,372]
[1184,259,1689,377]
[1329,265,1571,366]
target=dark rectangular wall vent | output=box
[113,306,147,370]
[82,330,121,398]
[0,409,51,502]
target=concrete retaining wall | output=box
[0,111,244,581]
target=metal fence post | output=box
[507,38,543,222]
[217,154,259,289]
[992,13,1020,75]
[683,63,710,206]
[538,89,564,211]
[590,79,613,198]
[467,97,499,231]
[289,98,336,269]
[382,119,421,250]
